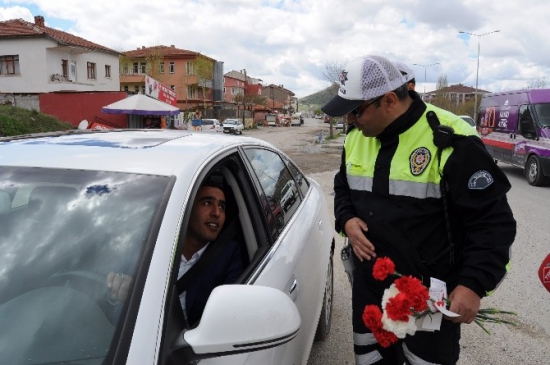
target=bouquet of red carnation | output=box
[362,257,517,348]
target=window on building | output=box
[0,55,20,75]
[134,85,139,93]
[170,85,175,90]
[105,65,111,78]
[87,62,96,79]
[160,62,165,74]
[186,61,194,75]
[61,59,68,77]
[140,63,146,74]
[187,86,196,99]
[169,62,175,74]
[124,85,129,92]
[123,65,128,75]
[133,63,138,74]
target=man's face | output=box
[347,95,389,137]
[188,186,226,244]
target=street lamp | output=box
[412,62,439,99]
[458,30,500,118]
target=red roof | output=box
[0,18,118,55]
[123,45,215,61]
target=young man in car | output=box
[322,55,515,364]
[107,175,244,326]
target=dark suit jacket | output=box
[184,239,244,326]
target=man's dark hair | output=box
[372,83,409,107]
[409,78,416,86]
[201,172,225,191]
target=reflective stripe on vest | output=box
[344,104,477,199]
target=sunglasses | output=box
[350,95,384,118]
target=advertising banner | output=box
[145,75,177,106]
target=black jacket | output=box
[334,94,516,297]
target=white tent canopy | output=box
[101,94,180,116]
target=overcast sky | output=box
[1,0,549,99]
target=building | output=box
[120,45,223,114]
[419,84,491,104]
[0,15,120,93]
[0,15,126,128]
[261,84,295,113]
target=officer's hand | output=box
[447,285,481,324]
[344,217,376,262]
[106,271,133,305]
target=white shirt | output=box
[178,243,210,319]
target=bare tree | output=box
[323,60,347,137]
[527,76,547,89]
[195,55,214,111]
[436,74,448,90]
[145,47,165,81]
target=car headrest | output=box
[0,191,11,214]
[28,186,79,213]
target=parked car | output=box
[222,119,244,134]
[0,129,334,365]
[458,115,476,127]
[200,118,223,132]
[280,180,298,212]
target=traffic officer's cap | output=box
[322,55,406,117]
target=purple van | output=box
[478,89,550,186]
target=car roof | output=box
[0,129,271,176]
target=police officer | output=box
[322,55,515,365]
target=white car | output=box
[222,119,244,134]
[0,130,334,365]
[200,118,223,132]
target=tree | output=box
[145,46,165,81]
[527,76,547,89]
[194,55,214,111]
[323,60,347,137]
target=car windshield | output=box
[534,103,550,127]
[460,116,475,127]
[225,120,237,125]
[0,166,170,364]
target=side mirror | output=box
[169,285,300,364]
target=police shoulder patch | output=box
[468,170,494,190]
[410,147,431,176]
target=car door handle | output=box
[288,279,298,301]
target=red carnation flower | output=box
[362,305,383,331]
[373,328,399,348]
[395,276,429,312]
[372,257,396,281]
[385,292,412,321]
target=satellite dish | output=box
[78,120,89,130]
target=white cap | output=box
[321,55,406,117]
[393,60,415,83]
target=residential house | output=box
[261,84,295,113]
[0,15,120,93]
[0,15,127,128]
[420,84,491,104]
[120,45,223,114]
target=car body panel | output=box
[0,129,333,365]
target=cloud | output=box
[1,0,550,97]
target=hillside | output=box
[0,104,74,137]
[298,83,338,111]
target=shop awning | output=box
[101,94,180,116]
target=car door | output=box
[239,147,329,365]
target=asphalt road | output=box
[248,118,550,365]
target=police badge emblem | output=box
[410,147,431,175]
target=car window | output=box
[0,167,171,365]
[244,148,301,241]
[283,156,309,197]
